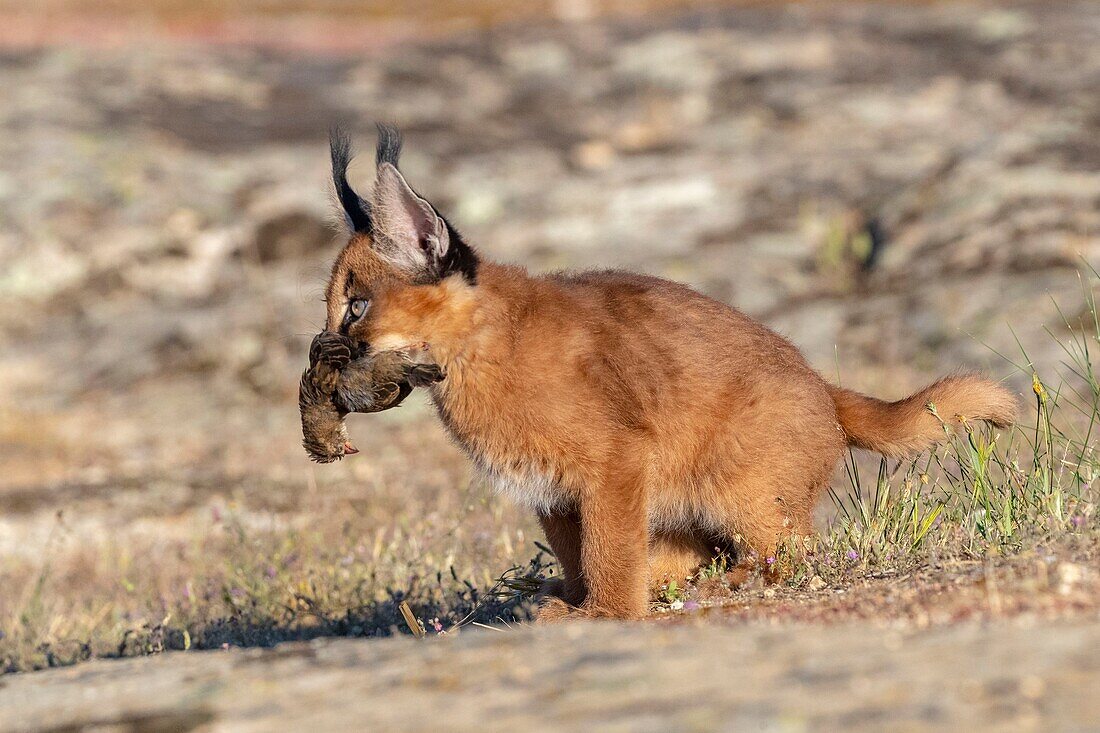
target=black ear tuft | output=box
[375,123,403,168]
[329,126,372,233]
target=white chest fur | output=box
[476,460,568,515]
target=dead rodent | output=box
[299,332,444,463]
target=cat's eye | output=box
[348,299,369,320]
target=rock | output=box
[3,621,1098,732]
[250,211,333,263]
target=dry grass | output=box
[3,279,1100,673]
[0,489,550,671]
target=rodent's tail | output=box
[828,374,1017,458]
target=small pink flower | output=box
[765,556,775,565]
[846,549,859,561]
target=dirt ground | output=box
[0,0,1098,725]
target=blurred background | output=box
[0,0,1098,664]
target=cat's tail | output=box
[827,374,1017,458]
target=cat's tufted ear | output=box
[367,125,478,284]
[370,162,452,280]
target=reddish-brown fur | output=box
[320,132,1018,621]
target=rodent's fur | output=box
[299,335,441,463]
